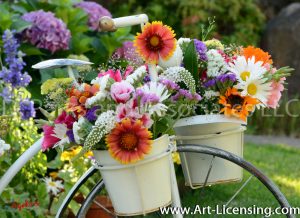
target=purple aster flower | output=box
[113,41,143,65]
[203,79,216,88]
[171,89,202,103]
[75,1,112,31]
[216,73,236,83]
[19,99,36,120]
[22,10,71,53]
[66,129,75,143]
[194,39,207,61]
[143,75,151,83]
[85,106,100,122]
[0,87,13,103]
[159,79,180,91]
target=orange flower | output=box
[134,21,176,64]
[243,46,273,65]
[66,83,99,117]
[219,88,259,121]
[106,118,152,164]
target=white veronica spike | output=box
[32,59,93,70]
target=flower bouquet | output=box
[39,21,200,215]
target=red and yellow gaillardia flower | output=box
[219,88,259,121]
[134,21,176,64]
[242,46,273,66]
[66,83,99,117]
[106,118,152,164]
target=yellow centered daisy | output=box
[247,83,258,95]
[240,71,250,81]
[49,181,57,187]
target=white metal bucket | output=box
[93,134,173,216]
[174,115,246,188]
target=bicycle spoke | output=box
[92,199,117,217]
[199,155,215,201]
[224,175,254,207]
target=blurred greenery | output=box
[104,0,265,46]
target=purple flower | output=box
[22,10,71,53]
[1,30,32,88]
[0,87,13,103]
[159,79,180,91]
[141,93,159,104]
[19,99,36,120]
[194,39,207,61]
[85,106,100,122]
[203,79,216,88]
[75,1,112,31]
[216,73,236,83]
[143,75,151,83]
[113,41,143,65]
[66,129,75,143]
[171,89,201,102]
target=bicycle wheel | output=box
[71,144,294,218]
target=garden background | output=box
[0,0,300,217]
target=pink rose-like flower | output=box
[98,69,122,82]
[55,111,76,129]
[42,125,60,151]
[111,81,134,103]
[267,78,285,109]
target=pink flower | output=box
[123,66,134,79]
[267,78,285,109]
[110,81,134,103]
[116,100,153,128]
[55,111,76,129]
[42,125,60,151]
[98,69,122,82]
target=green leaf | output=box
[183,40,199,83]
[37,183,49,208]
[20,44,45,56]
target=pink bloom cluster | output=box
[267,78,285,109]
[22,10,71,53]
[75,1,112,31]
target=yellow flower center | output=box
[240,71,250,81]
[247,83,257,95]
[150,36,160,47]
[49,181,57,187]
[121,133,138,150]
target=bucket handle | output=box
[175,126,246,141]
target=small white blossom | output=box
[126,66,147,84]
[0,139,10,156]
[160,66,196,93]
[178,37,191,46]
[86,75,110,107]
[206,49,228,77]
[43,177,64,196]
[204,90,220,99]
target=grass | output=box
[140,143,300,218]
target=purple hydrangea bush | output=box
[22,10,71,53]
[75,1,112,31]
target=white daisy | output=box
[43,177,64,196]
[229,56,266,82]
[236,77,272,105]
[139,82,170,116]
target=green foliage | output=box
[248,93,300,137]
[107,0,265,45]
[182,41,199,83]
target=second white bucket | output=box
[93,134,173,216]
[174,115,246,188]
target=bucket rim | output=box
[174,114,246,128]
